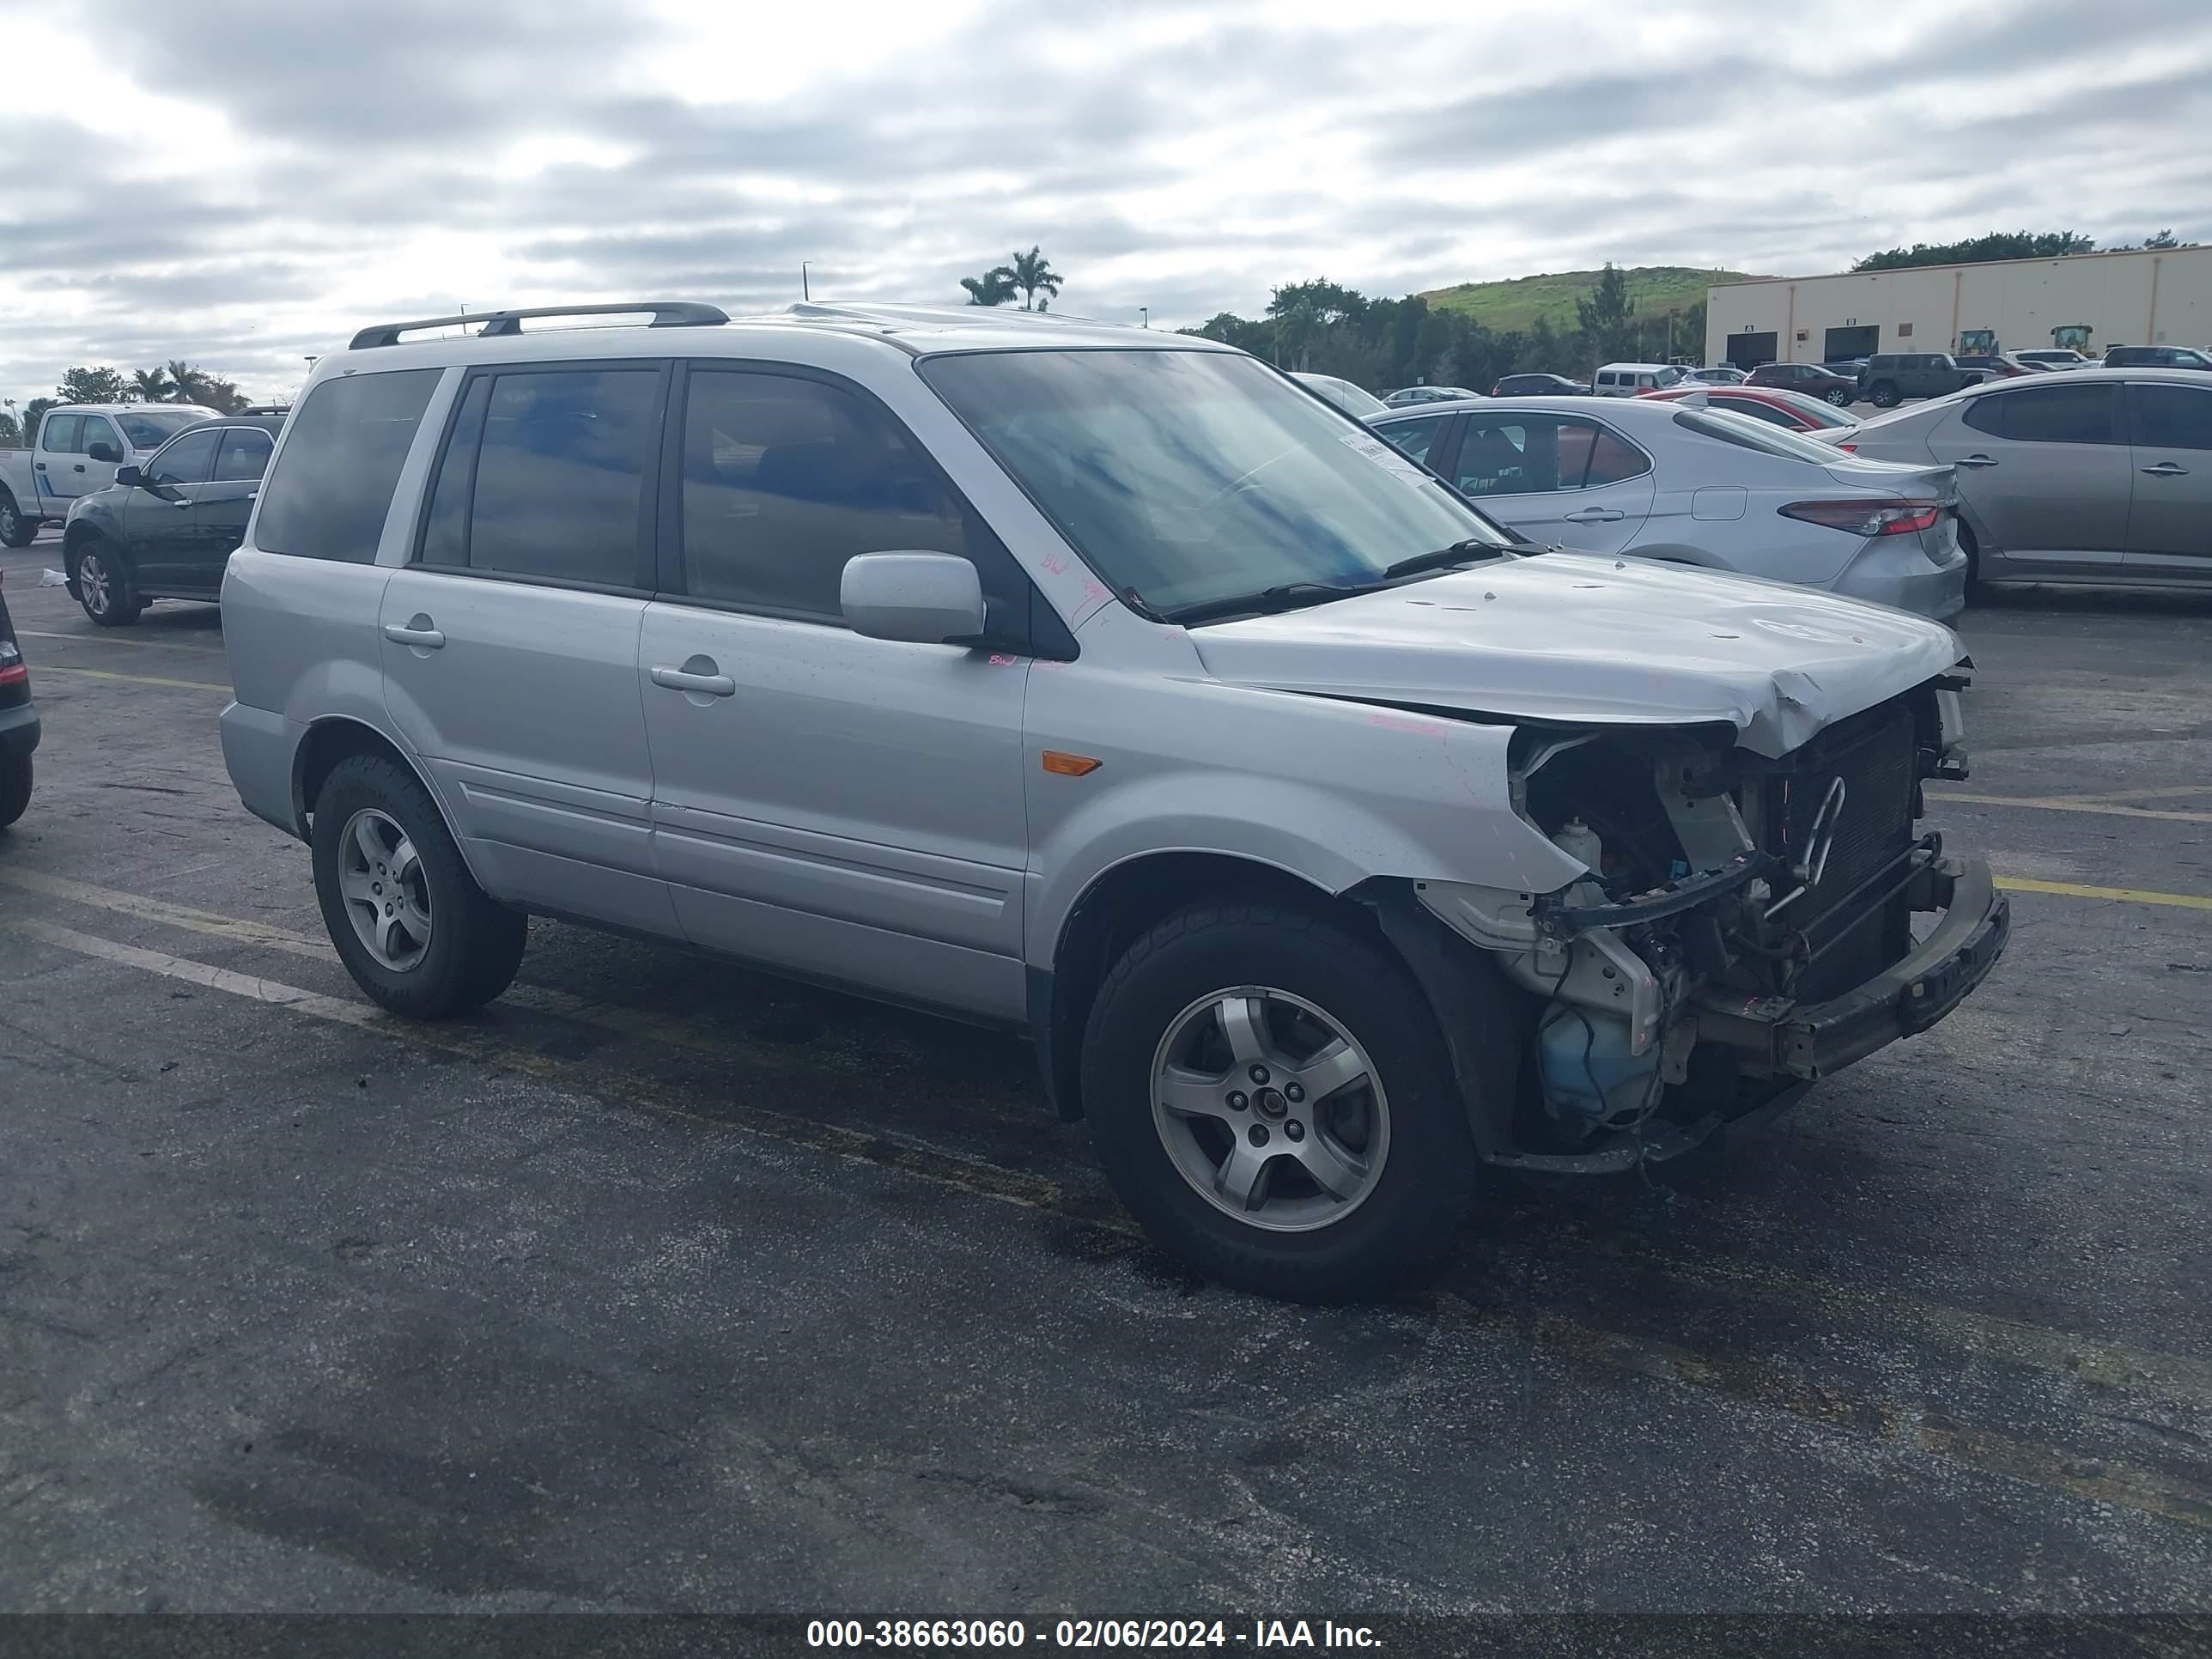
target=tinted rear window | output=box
[1979,384,2118,445]
[257,369,441,562]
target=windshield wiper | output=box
[1167,580,1379,627]
[1382,538,1512,579]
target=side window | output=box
[460,368,660,586]
[1635,374,1656,389]
[1595,373,1617,388]
[212,428,274,483]
[80,416,121,458]
[418,377,490,568]
[1962,396,2006,437]
[40,414,82,453]
[144,428,221,489]
[1997,385,2118,445]
[2132,385,2212,451]
[1455,418,1579,495]
[1379,416,1446,466]
[1583,425,1651,484]
[678,368,975,622]
[258,368,441,562]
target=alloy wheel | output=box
[337,807,434,971]
[1150,986,1391,1233]
[77,552,111,617]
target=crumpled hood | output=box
[1188,552,1964,757]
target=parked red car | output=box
[1633,384,1860,433]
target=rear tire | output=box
[1956,520,1985,605]
[1824,386,1852,409]
[1080,898,1480,1302]
[70,537,143,626]
[0,495,33,549]
[0,754,29,829]
[311,752,527,1018]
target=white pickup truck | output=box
[0,403,220,546]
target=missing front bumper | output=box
[1694,855,2009,1081]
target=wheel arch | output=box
[1035,850,1366,1121]
[290,716,485,886]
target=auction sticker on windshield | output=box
[1339,430,1434,485]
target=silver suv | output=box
[221,301,2010,1300]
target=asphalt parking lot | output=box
[3,526,2209,1616]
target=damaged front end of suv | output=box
[1398,668,2008,1171]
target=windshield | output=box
[1672,405,1863,463]
[921,349,1516,621]
[1754,390,1857,429]
[116,408,215,449]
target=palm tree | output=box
[131,367,175,404]
[1007,246,1060,312]
[960,265,1017,307]
[167,359,213,404]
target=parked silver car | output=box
[1370,395,1968,618]
[218,301,2007,1300]
[1810,368,2212,593]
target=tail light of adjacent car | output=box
[1834,441,1859,453]
[1780,499,1942,537]
[0,642,25,689]
[1490,383,1504,396]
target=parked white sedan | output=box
[1370,394,1968,618]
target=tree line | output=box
[1185,264,1704,393]
[1853,227,2197,270]
[5,362,255,448]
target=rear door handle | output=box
[1563,507,1625,523]
[383,621,446,649]
[2140,462,2190,477]
[72,464,86,473]
[33,461,45,471]
[1953,454,1999,469]
[651,664,737,697]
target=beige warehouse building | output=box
[1704,245,2212,368]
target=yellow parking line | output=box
[30,664,228,692]
[1934,792,2212,825]
[1997,876,2212,911]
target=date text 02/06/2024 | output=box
[805,1619,1382,1649]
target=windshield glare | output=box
[921,349,1513,620]
[117,409,215,449]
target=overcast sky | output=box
[3,0,2209,403]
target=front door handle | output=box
[2140,462,2190,477]
[1563,507,1626,523]
[1953,454,1999,469]
[33,461,45,471]
[651,663,737,697]
[383,619,446,649]
[72,464,86,473]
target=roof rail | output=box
[778,301,1103,329]
[349,301,730,350]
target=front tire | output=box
[0,495,33,549]
[1867,380,1901,409]
[1081,899,1480,1302]
[311,752,527,1018]
[0,753,29,829]
[70,537,143,627]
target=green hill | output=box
[1420,265,1765,333]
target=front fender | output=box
[1020,667,1585,966]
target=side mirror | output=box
[841,552,987,646]
[114,465,141,488]
[88,441,122,464]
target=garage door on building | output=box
[1824,325,1878,363]
[1726,331,1778,369]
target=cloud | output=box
[3,0,2210,400]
